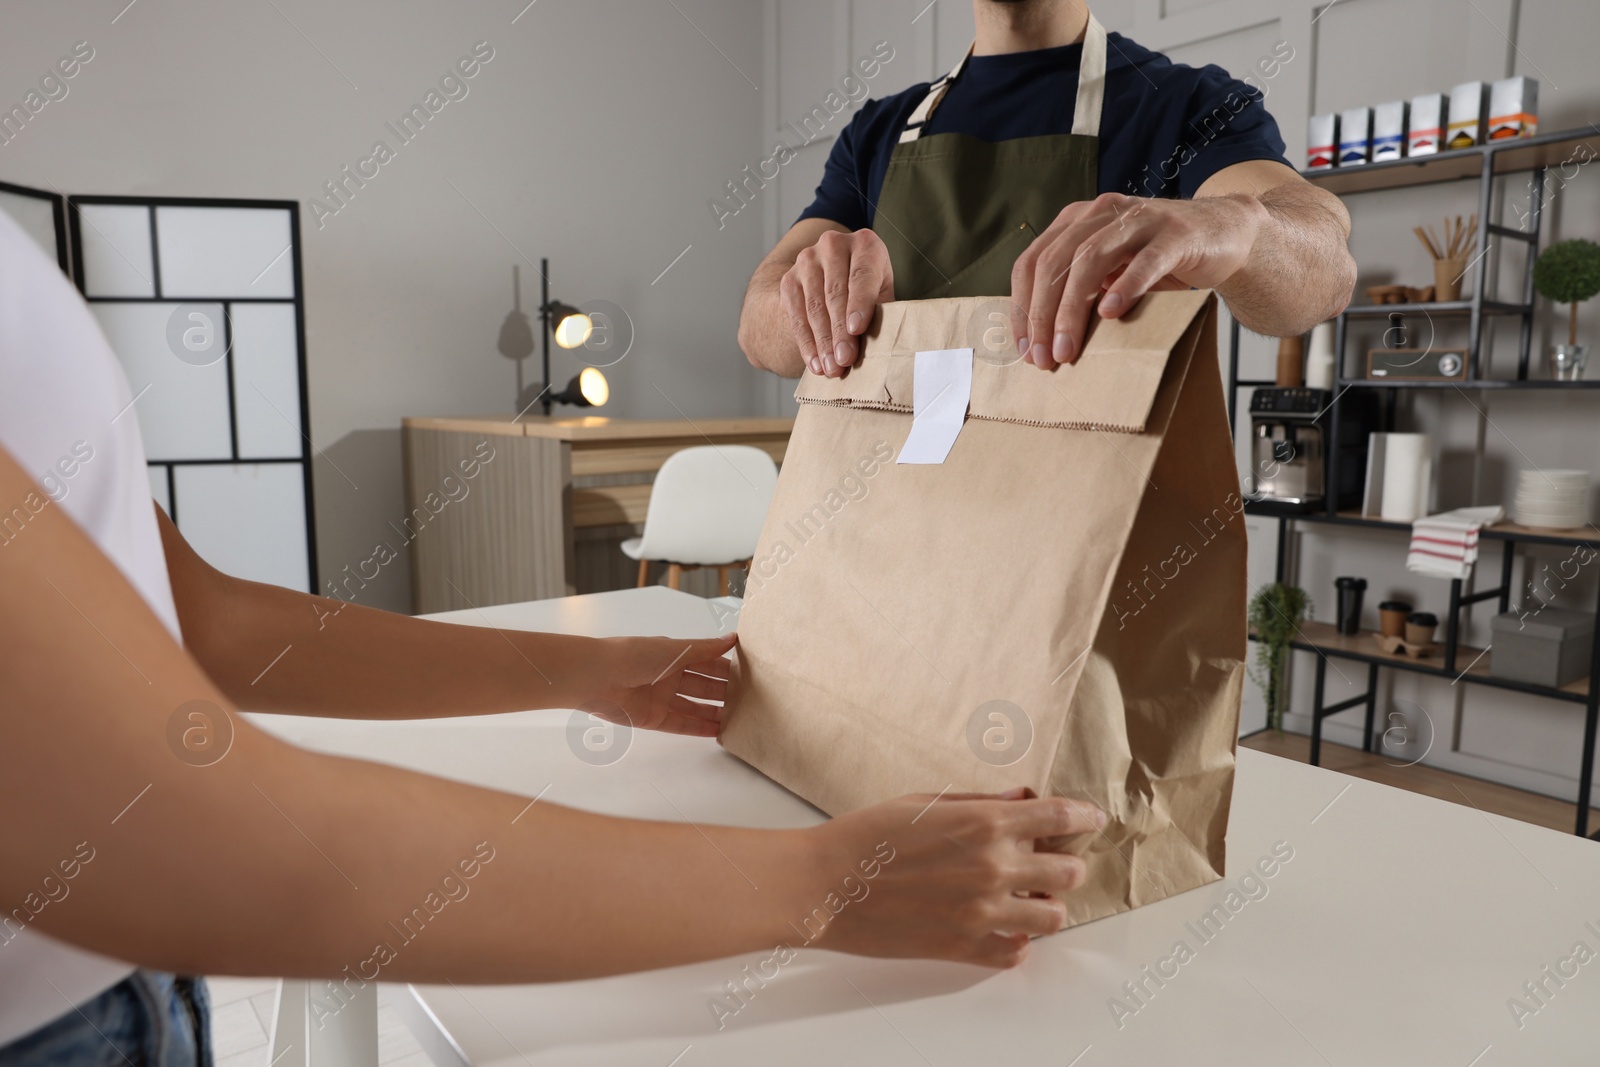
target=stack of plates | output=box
[1513,469,1591,529]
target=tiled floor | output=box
[203,977,436,1067]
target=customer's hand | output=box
[780,228,895,378]
[1010,191,1265,368]
[807,789,1103,967]
[579,633,737,736]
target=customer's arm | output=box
[158,508,731,732]
[1,448,1098,978]
[1010,160,1356,367]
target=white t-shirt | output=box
[0,208,182,1045]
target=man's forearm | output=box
[1215,182,1356,337]
[738,258,807,378]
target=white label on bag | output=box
[896,348,973,465]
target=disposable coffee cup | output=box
[1379,601,1412,638]
[1405,611,1438,647]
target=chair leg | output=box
[717,566,730,597]
[666,563,682,590]
[636,558,650,588]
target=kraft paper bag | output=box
[721,290,1246,928]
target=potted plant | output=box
[1248,583,1311,733]
[1532,238,1600,381]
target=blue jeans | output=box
[0,972,212,1067]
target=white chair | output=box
[622,445,778,595]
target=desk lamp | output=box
[539,257,608,415]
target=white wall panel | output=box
[1097,2,1138,34]
[77,204,154,298]
[1311,0,1474,115]
[849,0,922,81]
[776,0,838,135]
[174,462,309,592]
[932,0,976,75]
[776,142,833,230]
[1517,0,1600,134]
[90,302,233,461]
[231,302,304,459]
[0,190,59,263]
[1163,20,1288,92]
[149,467,170,515]
[156,206,295,298]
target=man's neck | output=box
[972,0,1090,56]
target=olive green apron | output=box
[875,13,1108,300]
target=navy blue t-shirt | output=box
[799,33,1292,231]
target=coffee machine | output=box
[1248,388,1380,514]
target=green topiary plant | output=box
[1248,583,1311,734]
[1533,238,1600,347]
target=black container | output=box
[1335,576,1368,635]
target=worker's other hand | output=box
[579,633,737,737]
[1010,192,1266,368]
[780,228,895,378]
[809,790,1103,967]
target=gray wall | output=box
[762,0,1600,805]
[0,0,771,614]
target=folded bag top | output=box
[795,289,1212,433]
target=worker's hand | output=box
[807,790,1103,967]
[780,228,895,378]
[579,633,737,737]
[1010,191,1266,368]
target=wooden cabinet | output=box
[401,415,792,613]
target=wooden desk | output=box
[401,415,793,613]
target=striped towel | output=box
[1406,506,1505,580]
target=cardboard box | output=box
[1409,93,1446,156]
[1491,607,1593,688]
[1339,107,1373,166]
[1373,100,1408,162]
[1308,112,1339,170]
[1447,81,1487,149]
[1489,76,1538,140]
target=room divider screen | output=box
[0,179,69,271]
[0,182,317,593]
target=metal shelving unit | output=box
[1228,125,1600,838]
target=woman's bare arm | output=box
[1,447,1097,978]
[158,507,733,730]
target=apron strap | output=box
[897,12,1108,145]
[1072,13,1107,137]
[897,48,971,144]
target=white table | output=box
[255,587,1600,1066]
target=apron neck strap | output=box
[898,12,1108,144]
[1072,13,1107,137]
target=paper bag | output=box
[721,290,1245,927]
